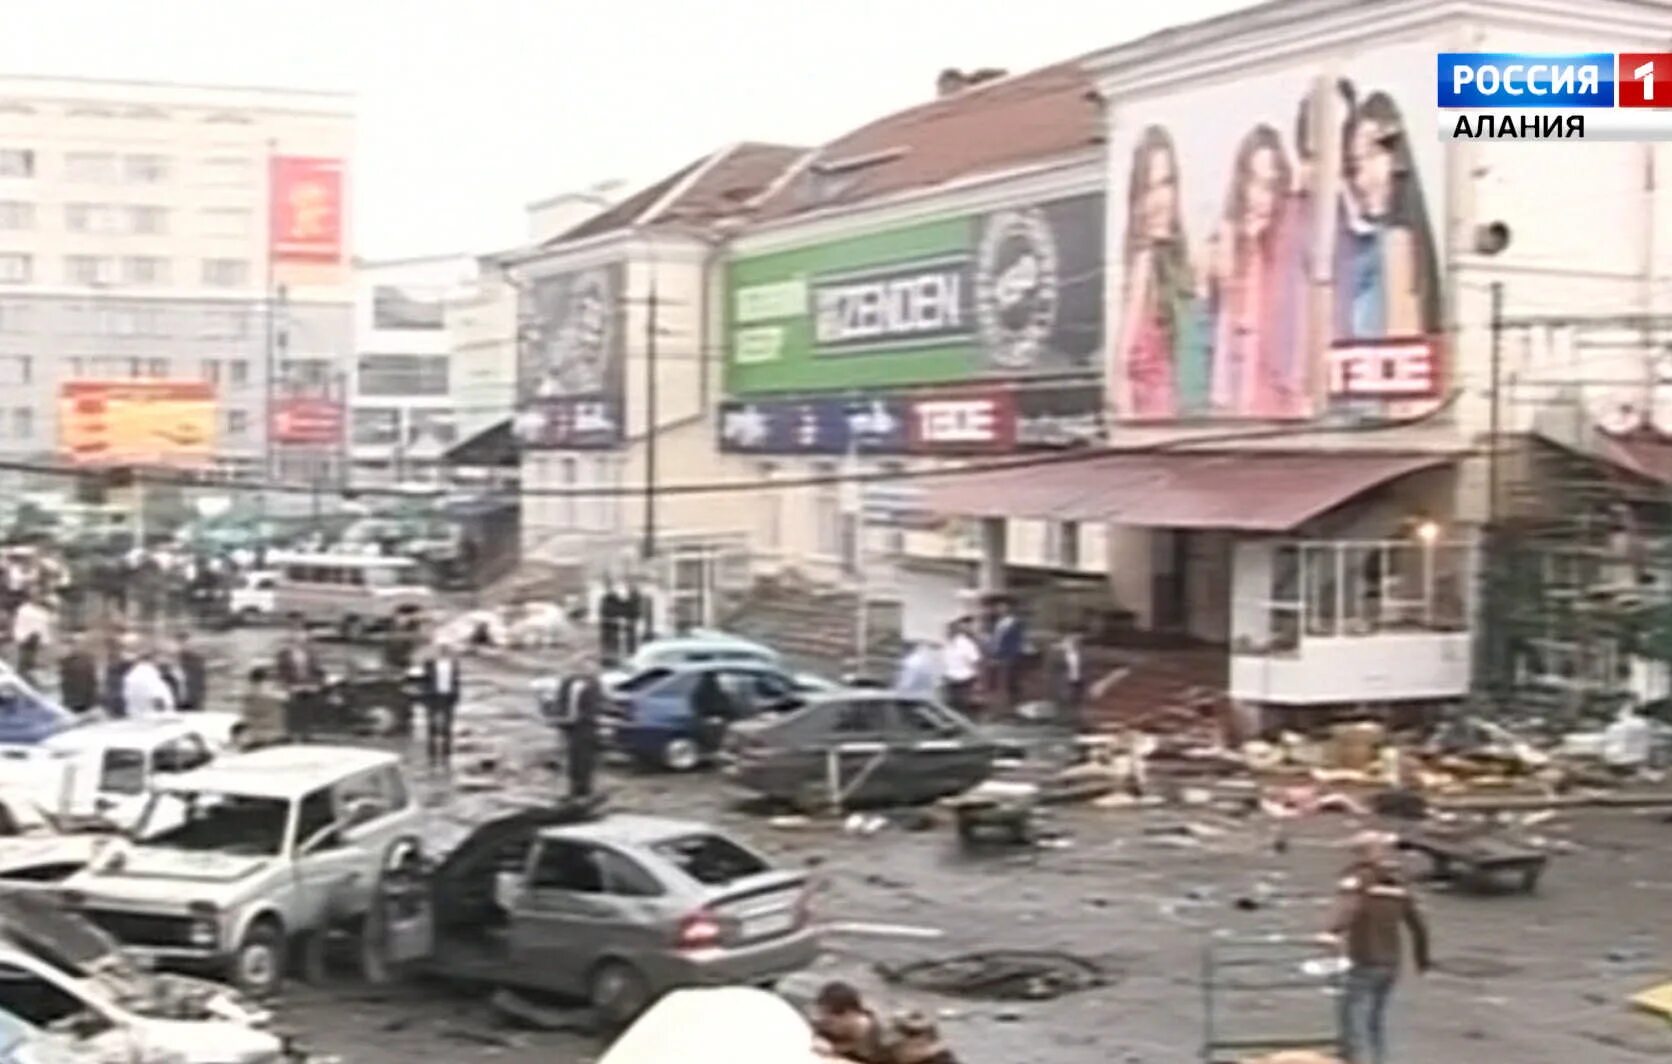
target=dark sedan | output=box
[721,691,1000,808]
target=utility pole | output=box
[641,270,658,563]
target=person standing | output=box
[556,668,602,799]
[11,594,51,683]
[597,583,626,664]
[103,634,139,718]
[418,642,463,771]
[689,670,733,757]
[1049,633,1088,732]
[57,635,99,715]
[1328,831,1431,1064]
[123,645,177,717]
[894,641,943,698]
[174,632,208,711]
[624,583,649,652]
[987,599,1027,713]
[275,621,324,689]
[942,618,982,713]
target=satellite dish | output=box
[1590,388,1646,435]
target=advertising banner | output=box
[269,156,345,264]
[271,398,344,446]
[1106,45,1444,423]
[716,383,1100,456]
[59,381,216,465]
[516,262,626,449]
[727,192,1105,395]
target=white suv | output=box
[61,745,422,997]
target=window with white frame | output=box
[0,254,30,284]
[813,461,841,557]
[122,256,169,286]
[201,258,250,287]
[356,354,448,397]
[127,205,167,234]
[64,152,117,182]
[11,407,30,441]
[225,409,249,438]
[65,203,120,233]
[0,149,33,178]
[65,255,116,285]
[1047,520,1081,570]
[123,154,170,183]
[228,360,250,388]
[559,457,578,529]
[0,356,31,385]
[0,201,32,230]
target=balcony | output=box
[1229,538,1475,706]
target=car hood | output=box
[0,834,105,873]
[121,1016,281,1062]
[70,845,270,893]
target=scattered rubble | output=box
[877,950,1110,1001]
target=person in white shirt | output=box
[123,647,178,718]
[420,642,463,770]
[10,595,51,682]
[942,617,983,713]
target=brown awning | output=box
[925,451,1455,531]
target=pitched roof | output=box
[750,62,1101,223]
[548,142,805,245]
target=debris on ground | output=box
[1629,980,1672,1020]
[488,988,596,1033]
[877,950,1109,1001]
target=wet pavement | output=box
[181,627,1672,1064]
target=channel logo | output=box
[1437,51,1672,142]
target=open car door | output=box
[362,835,431,981]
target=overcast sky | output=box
[0,0,1247,260]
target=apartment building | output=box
[0,74,354,476]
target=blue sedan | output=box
[604,661,839,771]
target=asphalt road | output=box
[185,627,1672,1064]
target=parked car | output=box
[227,571,278,626]
[0,787,120,889]
[722,691,1001,808]
[61,745,423,997]
[0,890,293,1064]
[601,632,780,690]
[0,717,239,837]
[368,806,818,1028]
[599,662,838,772]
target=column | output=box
[977,517,1007,593]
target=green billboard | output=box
[724,192,1105,396]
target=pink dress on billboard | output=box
[1211,241,1281,418]
[1120,251,1178,419]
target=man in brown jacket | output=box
[1327,831,1430,1064]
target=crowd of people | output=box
[893,601,1088,729]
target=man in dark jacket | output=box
[102,635,139,718]
[418,643,463,771]
[555,669,602,799]
[57,636,99,715]
[1328,831,1431,1064]
[174,632,208,711]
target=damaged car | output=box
[722,691,1001,808]
[0,889,296,1064]
[0,788,120,890]
[364,805,819,1027]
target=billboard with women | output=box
[1106,46,1444,422]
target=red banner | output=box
[269,156,344,264]
[906,390,1017,453]
[271,398,344,446]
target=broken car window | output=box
[146,792,289,856]
[98,748,145,795]
[650,833,766,886]
[529,840,605,893]
[831,701,885,734]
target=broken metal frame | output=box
[1200,930,1344,1064]
[825,741,890,812]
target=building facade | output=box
[0,74,354,478]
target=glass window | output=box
[0,149,33,177]
[0,306,28,334]
[333,770,393,821]
[831,700,885,734]
[596,850,663,896]
[649,833,767,885]
[199,310,247,339]
[127,205,167,234]
[0,254,28,283]
[226,410,249,437]
[356,354,449,397]
[124,154,170,183]
[201,258,249,287]
[294,788,337,849]
[200,359,221,384]
[0,201,32,230]
[0,357,30,384]
[529,840,605,892]
[200,207,251,238]
[896,700,955,734]
[143,358,168,378]
[1304,544,1339,637]
[352,408,400,446]
[122,256,169,285]
[228,360,249,387]
[65,255,115,285]
[152,735,210,774]
[98,748,146,795]
[10,408,30,440]
[0,962,100,1029]
[64,151,116,182]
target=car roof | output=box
[158,744,398,799]
[41,718,203,751]
[269,551,418,568]
[538,813,716,847]
[642,659,781,676]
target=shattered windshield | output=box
[139,791,290,856]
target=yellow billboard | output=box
[59,381,216,466]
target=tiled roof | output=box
[751,62,1101,223]
[548,142,805,245]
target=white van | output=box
[268,552,431,639]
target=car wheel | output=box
[232,919,287,997]
[662,738,701,773]
[589,960,651,1028]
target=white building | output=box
[0,74,355,477]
